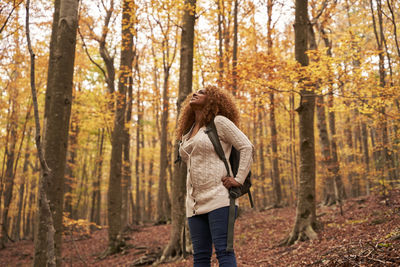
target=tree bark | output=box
[316,94,335,205]
[289,93,299,205]
[90,128,104,226]
[106,0,134,254]
[122,76,133,228]
[134,89,142,223]
[216,0,224,86]
[156,70,172,224]
[258,104,268,208]
[159,0,196,262]
[64,114,79,218]
[13,127,32,241]
[0,87,18,248]
[33,0,79,265]
[266,0,282,207]
[282,0,318,246]
[231,0,238,96]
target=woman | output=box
[177,85,253,267]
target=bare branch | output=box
[78,26,107,79]
[0,0,24,34]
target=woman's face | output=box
[190,89,208,109]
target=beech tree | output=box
[32,0,79,265]
[282,0,318,246]
[159,0,197,262]
[106,0,135,254]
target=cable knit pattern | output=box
[179,115,254,218]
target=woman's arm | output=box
[214,115,254,185]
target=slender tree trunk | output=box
[160,0,196,261]
[74,154,88,218]
[257,103,267,208]
[265,0,282,207]
[156,71,172,224]
[270,93,282,206]
[106,0,134,254]
[135,89,141,224]
[316,94,335,205]
[13,128,32,241]
[25,161,38,239]
[289,93,299,204]
[231,0,238,96]
[217,0,224,86]
[91,128,104,226]
[146,155,154,222]
[155,12,177,225]
[318,22,346,205]
[1,91,18,248]
[122,76,133,228]
[64,117,79,217]
[361,123,371,194]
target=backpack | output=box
[205,118,254,252]
[205,119,254,205]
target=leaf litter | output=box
[0,190,399,266]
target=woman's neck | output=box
[194,109,203,126]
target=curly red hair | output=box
[176,85,240,139]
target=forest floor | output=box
[1,189,400,267]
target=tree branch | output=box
[25,0,55,265]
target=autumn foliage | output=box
[0,0,400,265]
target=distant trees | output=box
[1,0,400,262]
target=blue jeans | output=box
[188,206,237,267]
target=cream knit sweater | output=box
[179,115,254,218]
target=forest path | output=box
[1,190,400,266]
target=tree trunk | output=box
[265,0,282,207]
[231,0,238,96]
[216,0,224,86]
[270,92,282,206]
[361,122,371,194]
[90,128,104,226]
[134,86,141,224]
[13,128,32,241]
[64,116,79,217]
[282,0,318,246]
[258,105,268,208]
[122,76,133,228]
[155,10,177,225]
[74,154,88,218]
[27,0,78,266]
[156,72,172,224]
[1,89,18,248]
[318,22,346,205]
[33,0,78,265]
[290,93,299,205]
[316,94,335,205]
[25,161,38,239]
[369,0,395,187]
[106,0,134,254]
[160,0,196,261]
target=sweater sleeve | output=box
[214,115,254,185]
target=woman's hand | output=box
[221,176,241,189]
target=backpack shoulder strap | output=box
[205,120,231,177]
[206,119,236,252]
